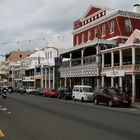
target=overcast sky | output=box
[0,0,139,56]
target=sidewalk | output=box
[132,102,140,109]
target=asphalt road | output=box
[0,93,140,140]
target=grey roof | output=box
[60,39,116,55]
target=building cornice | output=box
[73,10,140,35]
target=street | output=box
[0,93,140,140]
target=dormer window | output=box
[102,24,106,36]
[94,27,98,38]
[88,30,91,41]
[125,19,132,32]
[133,38,140,44]
[110,20,115,33]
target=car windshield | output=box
[83,87,93,92]
[109,88,125,95]
[63,87,71,92]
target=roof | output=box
[60,39,116,55]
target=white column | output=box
[102,76,104,87]
[111,77,114,87]
[12,67,14,87]
[41,67,43,88]
[53,67,55,89]
[96,46,100,63]
[119,77,123,89]
[119,50,122,66]
[102,53,104,69]
[64,77,67,87]
[49,67,51,88]
[97,78,100,88]
[70,53,72,67]
[132,75,136,102]
[81,49,84,65]
[69,78,71,87]
[45,68,47,88]
[111,51,114,67]
[132,47,135,65]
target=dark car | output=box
[93,87,132,107]
[36,88,46,96]
[15,87,27,94]
[57,87,72,99]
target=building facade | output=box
[13,47,61,89]
[73,5,140,46]
[59,5,140,102]
[101,29,140,102]
[1,49,33,86]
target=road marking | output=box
[0,108,7,111]
[0,129,5,137]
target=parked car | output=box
[72,85,94,102]
[15,87,26,94]
[43,88,49,97]
[57,87,72,99]
[26,87,37,95]
[47,89,58,97]
[93,87,132,107]
[36,88,46,96]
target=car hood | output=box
[113,94,131,100]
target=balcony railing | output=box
[62,55,96,68]
[103,61,140,73]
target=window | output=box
[19,54,22,58]
[82,33,84,43]
[110,20,115,33]
[88,30,91,41]
[45,53,47,59]
[50,52,52,58]
[125,19,132,32]
[102,24,106,36]
[76,35,78,45]
[94,28,98,38]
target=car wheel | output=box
[63,96,67,100]
[57,95,60,99]
[108,100,113,107]
[81,97,84,102]
[94,98,98,105]
[126,103,131,108]
[73,96,75,101]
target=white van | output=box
[72,85,94,102]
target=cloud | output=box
[0,0,139,54]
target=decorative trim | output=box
[73,10,140,35]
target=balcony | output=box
[60,55,100,77]
[102,61,140,75]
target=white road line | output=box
[0,108,7,111]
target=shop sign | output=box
[106,70,125,77]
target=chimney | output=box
[133,4,140,13]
